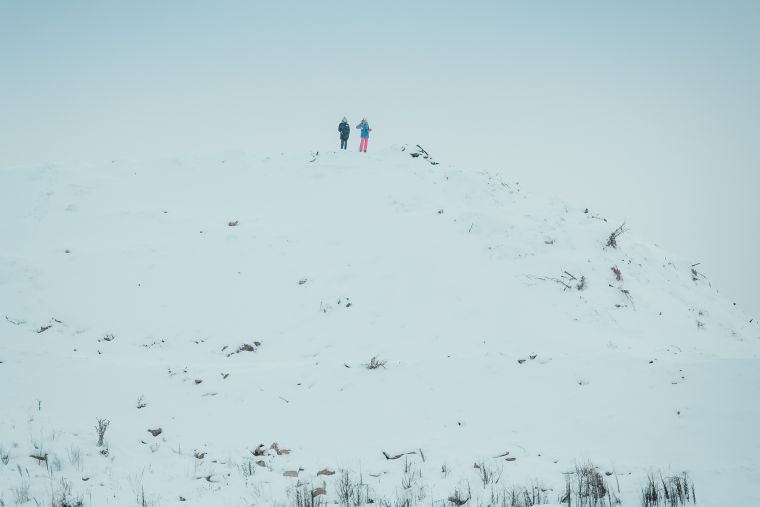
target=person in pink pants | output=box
[356,118,371,152]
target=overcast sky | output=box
[2,0,758,315]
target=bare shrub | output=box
[606,222,628,248]
[365,357,387,370]
[95,418,110,447]
[690,263,707,283]
[0,446,9,465]
[611,266,622,281]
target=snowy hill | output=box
[1,146,758,507]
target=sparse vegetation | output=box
[690,263,707,283]
[50,452,63,471]
[401,457,422,490]
[292,485,325,507]
[240,458,256,477]
[365,356,387,370]
[533,271,587,292]
[606,222,628,248]
[67,447,82,471]
[641,472,696,507]
[476,460,503,487]
[95,418,110,447]
[226,342,261,357]
[560,462,620,507]
[488,481,549,507]
[336,471,371,507]
[448,482,471,506]
[55,478,84,507]
[12,480,30,504]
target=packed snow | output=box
[1,146,758,506]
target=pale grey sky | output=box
[1,0,758,315]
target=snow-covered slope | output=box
[1,146,758,506]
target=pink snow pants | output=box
[359,138,368,152]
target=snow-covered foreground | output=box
[1,146,758,506]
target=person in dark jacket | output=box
[356,118,371,153]
[338,117,350,150]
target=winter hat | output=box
[342,117,347,122]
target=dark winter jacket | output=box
[338,121,350,140]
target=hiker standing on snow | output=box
[356,118,371,153]
[338,117,350,150]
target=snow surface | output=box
[1,146,758,506]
